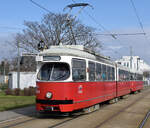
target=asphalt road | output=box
[0,106,36,122]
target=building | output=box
[8,72,36,89]
[0,75,8,84]
[116,56,150,85]
[115,56,150,72]
[7,54,37,89]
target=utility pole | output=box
[17,41,20,89]
[2,61,5,84]
[130,46,133,69]
[67,19,77,45]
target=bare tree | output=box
[15,12,102,52]
[9,56,36,72]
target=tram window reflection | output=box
[89,61,95,81]
[72,59,86,81]
[37,63,70,81]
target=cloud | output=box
[0,27,150,66]
[107,45,122,50]
[97,27,150,64]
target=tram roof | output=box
[38,45,115,65]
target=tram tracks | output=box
[1,118,36,128]
[0,115,36,128]
[138,110,150,128]
[0,112,82,128]
[93,90,150,128]
[0,88,150,128]
[48,115,81,128]
[47,90,150,128]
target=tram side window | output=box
[134,74,137,80]
[112,67,115,80]
[96,63,102,81]
[126,71,130,81]
[130,73,132,80]
[109,67,115,81]
[102,64,107,81]
[124,71,127,81]
[72,59,86,81]
[139,74,143,80]
[89,61,95,81]
[119,69,124,81]
[107,66,111,81]
[127,71,130,80]
[119,70,130,81]
[137,74,142,80]
[137,74,140,81]
[136,74,143,81]
[130,73,134,80]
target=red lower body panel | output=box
[117,82,131,97]
[36,81,116,112]
[36,81,143,112]
[130,81,143,92]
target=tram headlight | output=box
[46,92,52,99]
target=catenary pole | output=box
[130,46,133,69]
[17,41,20,89]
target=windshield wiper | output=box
[49,65,55,80]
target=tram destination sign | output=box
[43,56,61,61]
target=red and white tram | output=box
[35,45,143,113]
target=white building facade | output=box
[116,56,150,85]
[116,56,150,72]
[8,72,36,89]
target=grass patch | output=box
[0,91,35,111]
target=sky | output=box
[0,0,150,64]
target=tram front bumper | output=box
[36,99,74,112]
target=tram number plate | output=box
[78,85,83,94]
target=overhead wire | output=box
[29,0,148,60]
[71,0,117,39]
[70,0,136,57]
[129,0,150,49]
[71,0,128,57]
[30,0,116,40]
[95,32,145,36]
[2,1,50,32]
[29,0,124,58]
[77,0,149,58]
[70,0,127,60]
[129,0,146,35]
[30,0,51,13]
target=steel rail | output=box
[1,88,149,128]
[94,90,150,128]
[138,110,150,128]
[1,118,36,128]
[48,115,81,128]
[0,113,81,128]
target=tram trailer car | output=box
[35,45,143,113]
[116,65,131,97]
[129,70,143,93]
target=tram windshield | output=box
[37,63,70,81]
